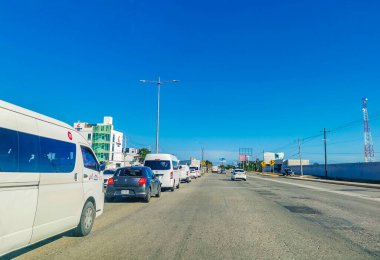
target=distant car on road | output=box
[103,169,116,188]
[190,166,200,178]
[179,165,191,183]
[220,168,226,174]
[282,168,295,176]
[231,169,247,181]
[212,166,219,173]
[189,167,198,179]
[105,166,161,203]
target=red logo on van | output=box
[68,131,73,140]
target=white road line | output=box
[248,175,380,203]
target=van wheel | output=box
[74,201,95,237]
[170,182,175,192]
[144,188,151,203]
[156,185,161,197]
[176,180,180,189]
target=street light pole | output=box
[140,77,179,154]
[156,77,161,154]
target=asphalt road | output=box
[8,173,380,260]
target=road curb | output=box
[251,172,380,189]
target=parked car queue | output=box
[0,100,201,258]
[103,153,203,202]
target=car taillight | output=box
[170,172,173,179]
[187,171,189,176]
[138,177,147,185]
[108,178,114,185]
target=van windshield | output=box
[190,167,199,170]
[144,160,171,170]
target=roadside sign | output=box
[201,161,206,166]
[270,160,275,166]
[261,161,266,167]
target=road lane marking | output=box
[248,175,380,202]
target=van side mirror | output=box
[99,162,106,171]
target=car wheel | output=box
[144,188,151,203]
[176,180,180,189]
[187,177,190,183]
[170,181,175,192]
[74,201,96,237]
[156,185,161,197]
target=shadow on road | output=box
[2,231,73,260]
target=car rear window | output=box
[235,170,244,173]
[103,170,115,175]
[144,160,171,170]
[117,168,143,177]
[190,167,199,170]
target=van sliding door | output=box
[30,121,84,243]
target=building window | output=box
[88,133,91,140]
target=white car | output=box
[179,165,191,183]
[189,167,198,179]
[0,100,104,257]
[144,154,181,191]
[231,169,247,181]
[190,166,200,178]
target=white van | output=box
[144,154,180,191]
[179,164,191,183]
[0,100,104,257]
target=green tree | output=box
[138,148,151,164]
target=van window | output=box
[0,127,18,172]
[172,160,179,170]
[39,137,76,173]
[144,160,171,170]
[0,127,77,173]
[81,146,99,171]
[18,131,39,172]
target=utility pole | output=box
[321,128,329,178]
[298,138,303,176]
[362,98,375,162]
[201,147,204,173]
[123,134,127,167]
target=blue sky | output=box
[1,0,380,164]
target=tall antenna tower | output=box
[362,97,375,162]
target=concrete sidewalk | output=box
[252,171,380,189]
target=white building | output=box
[121,148,141,166]
[74,117,124,169]
[263,152,285,164]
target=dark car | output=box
[283,168,295,176]
[105,166,161,203]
